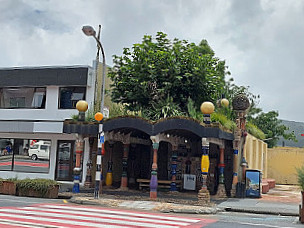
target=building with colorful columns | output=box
[64,116,236,199]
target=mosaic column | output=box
[120,143,130,189]
[73,137,84,193]
[231,94,250,197]
[215,145,227,198]
[150,136,159,199]
[84,137,95,188]
[198,138,210,204]
[231,119,241,197]
[105,143,114,186]
[170,145,178,192]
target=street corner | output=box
[260,185,301,204]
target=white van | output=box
[28,141,51,160]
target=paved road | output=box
[0,194,62,207]
[0,195,302,227]
[0,203,216,227]
[206,212,302,228]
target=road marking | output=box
[0,203,216,228]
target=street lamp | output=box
[82,25,106,199]
[82,25,106,115]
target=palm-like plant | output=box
[296,166,304,192]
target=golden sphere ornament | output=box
[76,100,88,112]
[200,102,215,114]
[221,98,229,107]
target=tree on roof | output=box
[108,32,229,120]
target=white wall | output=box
[0,84,95,121]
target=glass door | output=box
[56,141,74,181]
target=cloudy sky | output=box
[1,0,303,122]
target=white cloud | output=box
[0,0,304,121]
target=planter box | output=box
[266,179,276,189]
[262,183,269,194]
[0,181,16,195]
[18,185,59,198]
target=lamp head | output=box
[76,100,88,112]
[220,98,229,107]
[200,101,215,114]
[94,112,104,121]
[82,25,96,36]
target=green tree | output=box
[250,111,297,148]
[218,80,296,145]
[108,32,228,120]
[219,78,261,120]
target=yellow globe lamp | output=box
[76,100,88,112]
[200,102,215,114]
[94,112,104,122]
[220,98,229,107]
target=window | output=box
[41,145,48,151]
[10,97,25,108]
[59,87,86,109]
[0,138,50,173]
[30,144,38,149]
[0,87,46,109]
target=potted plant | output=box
[17,178,59,198]
[0,178,17,195]
[296,166,304,223]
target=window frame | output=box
[0,87,46,109]
[58,87,86,109]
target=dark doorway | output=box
[127,144,151,187]
[55,140,75,181]
[158,142,169,180]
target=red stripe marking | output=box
[40,204,204,221]
[0,213,139,228]
[0,222,31,228]
[0,204,217,228]
[37,204,217,226]
[16,207,186,227]
[184,219,217,228]
[0,215,94,228]
[14,161,49,167]
[0,161,12,166]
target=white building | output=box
[0,65,96,185]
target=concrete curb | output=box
[223,207,299,217]
[69,197,299,217]
[69,197,220,214]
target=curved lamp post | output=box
[82,25,106,199]
[82,25,106,115]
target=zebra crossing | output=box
[0,203,216,227]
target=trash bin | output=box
[245,169,261,198]
[236,182,246,198]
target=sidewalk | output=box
[65,185,301,216]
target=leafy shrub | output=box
[246,122,265,140]
[296,166,304,191]
[16,178,59,197]
[211,112,236,131]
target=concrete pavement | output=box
[66,184,301,216]
[216,185,301,216]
